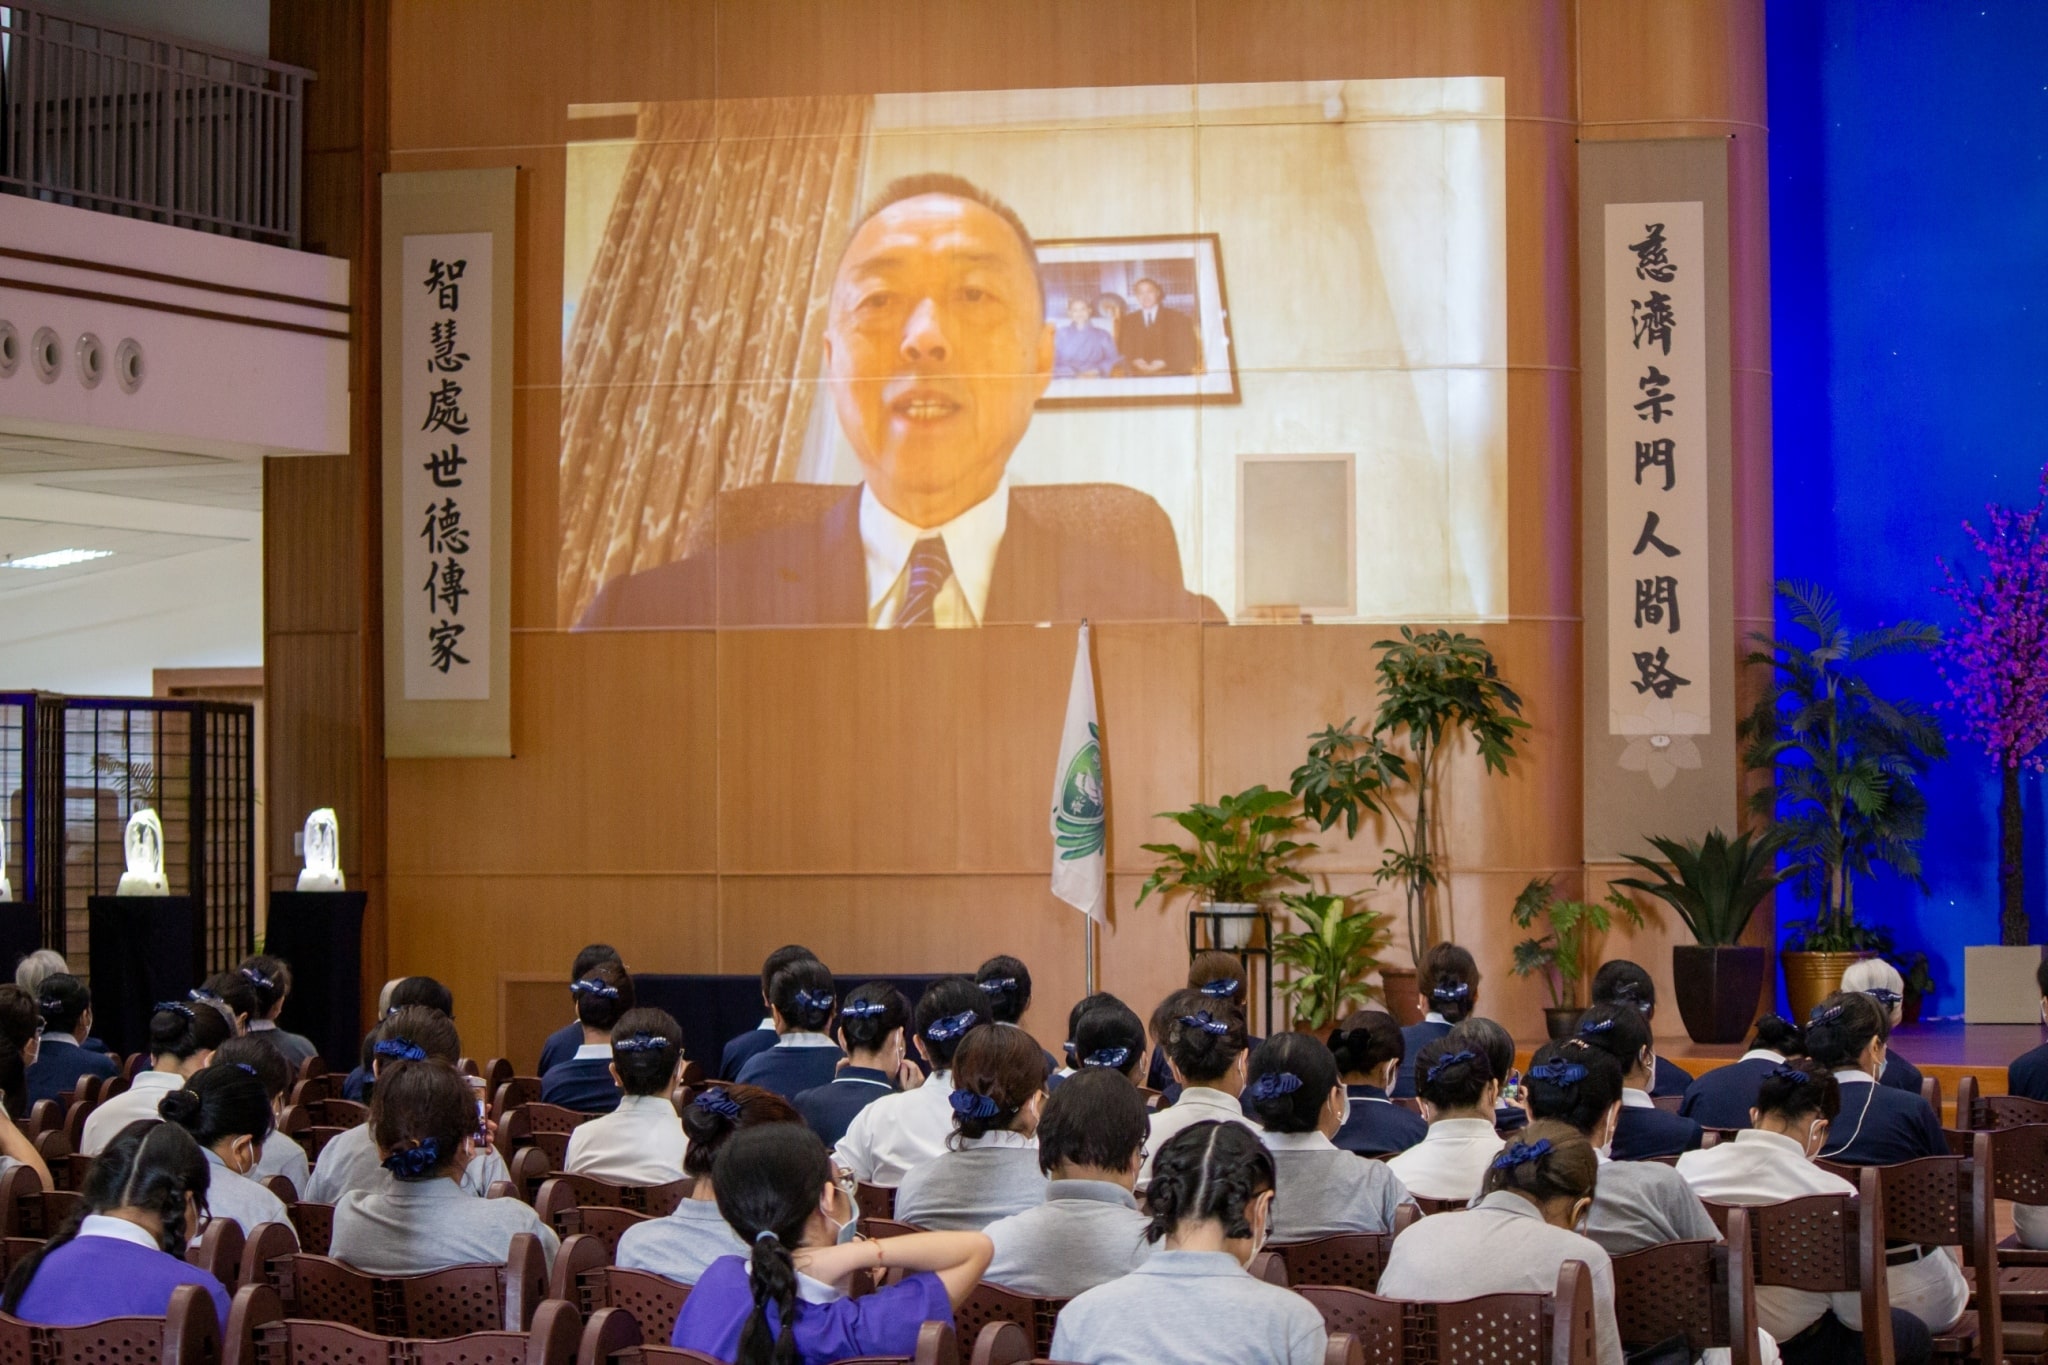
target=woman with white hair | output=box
[1838,959,1924,1095]
[12,951,67,998]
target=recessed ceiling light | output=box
[1,549,115,570]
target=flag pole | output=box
[1084,912,1097,997]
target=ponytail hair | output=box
[1419,942,1479,1023]
[1141,1120,1274,1245]
[1481,1119,1598,1207]
[681,1083,800,1182]
[149,995,232,1062]
[200,971,262,1030]
[1328,1010,1404,1081]
[160,1063,275,1148]
[710,1124,833,1365]
[2,1120,211,1311]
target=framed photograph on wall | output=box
[1034,234,1240,408]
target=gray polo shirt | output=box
[201,1148,296,1240]
[1051,1248,1327,1365]
[1259,1131,1412,1240]
[305,1123,510,1204]
[329,1175,558,1275]
[982,1179,1152,1297]
[615,1198,748,1286]
[892,1133,1046,1232]
[1583,1155,1720,1257]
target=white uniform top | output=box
[200,1148,297,1241]
[1382,1117,1505,1203]
[1376,1190,1622,1365]
[306,1122,510,1204]
[1140,1087,1257,1188]
[563,1094,687,1186]
[80,1072,185,1155]
[251,1133,312,1197]
[834,1069,956,1186]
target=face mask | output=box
[1594,1139,1612,1162]
[820,1198,859,1245]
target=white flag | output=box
[1050,621,1107,925]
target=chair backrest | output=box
[0,1281,219,1365]
[1856,1133,1999,1356]
[1247,1250,1288,1286]
[287,1201,334,1256]
[1650,1095,1683,1115]
[1919,1075,1941,1123]
[311,1098,369,1130]
[190,1215,248,1291]
[76,1074,105,1106]
[1272,1232,1399,1292]
[537,1174,690,1218]
[287,1075,336,1107]
[230,1284,579,1365]
[259,1234,546,1337]
[59,1097,94,1152]
[492,1078,541,1117]
[1987,1123,2048,1207]
[1725,1196,1893,1362]
[557,1205,651,1255]
[1303,1259,1595,1365]
[956,1283,1069,1357]
[0,1164,83,1241]
[24,1100,58,1140]
[1295,1285,1403,1363]
[1609,1237,1756,1365]
[297,1055,331,1082]
[860,1217,923,1240]
[1957,1073,2048,1131]
[855,1180,897,1221]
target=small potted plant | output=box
[1270,890,1393,1033]
[1138,785,1314,950]
[1898,952,1935,1027]
[1509,877,1644,1038]
[1611,827,1786,1044]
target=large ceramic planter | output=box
[1781,949,1877,1024]
[1199,901,1261,951]
[1672,945,1768,1044]
[1381,966,1423,1027]
[1543,1006,1582,1041]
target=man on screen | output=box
[577,174,1214,629]
[1115,277,1199,376]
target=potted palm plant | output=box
[1509,878,1644,1038]
[1138,785,1314,950]
[1610,827,1786,1043]
[1270,891,1393,1032]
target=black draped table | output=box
[267,890,369,1069]
[631,972,945,1076]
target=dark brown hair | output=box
[682,1083,800,1182]
[947,1023,1049,1143]
[1480,1119,1598,1209]
[370,1060,473,1181]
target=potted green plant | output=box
[1610,827,1786,1044]
[1509,877,1644,1038]
[1270,891,1392,1032]
[1138,785,1314,950]
[1740,582,1944,1020]
[1897,951,1934,1027]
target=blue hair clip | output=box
[693,1088,742,1120]
[1808,1003,1844,1024]
[1198,979,1241,999]
[978,977,1019,995]
[949,1089,1001,1120]
[240,966,276,991]
[792,988,835,1014]
[1491,1137,1554,1171]
[154,1000,196,1020]
[614,1032,671,1054]
[1865,988,1902,1008]
[569,978,620,1000]
[1526,1060,1587,1087]
[839,1000,888,1020]
[373,1038,427,1063]
[1766,1063,1816,1086]
[231,1062,259,1077]
[1578,1017,1616,1036]
[925,1011,979,1043]
[1424,1049,1478,1085]
[1083,1046,1133,1070]
[1248,1071,1303,1101]
[188,988,222,1005]
[1177,1010,1232,1037]
[35,997,60,1018]
[381,1137,443,1179]
[1430,981,1472,1002]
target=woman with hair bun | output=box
[1051,1121,1327,1365]
[1677,1012,1804,1130]
[668,1124,990,1365]
[1392,942,1479,1098]
[25,974,116,1108]
[736,959,844,1101]
[795,984,911,1147]
[975,954,1059,1076]
[1804,991,1945,1166]
[81,998,231,1155]
[893,1024,1048,1231]
[1244,1033,1410,1239]
[1838,958,1925,1095]
[1379,1120,1622,1365]
[1145,953,1261,1097]
[616,1083,800,1287]
[835,976,992,1186]
[158,1064,294,1239]
[564,1007,688,1184]
[1327,1010,1427,1156]
[1385,1036,1504,1201]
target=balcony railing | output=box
[0,3,312,247]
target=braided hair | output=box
[712,1124,834,1365]
[1142,1120,1274,1246]
[1328,1010,1404,1084]
[1481,1119,1598,1214]
[974,955,1033,1026]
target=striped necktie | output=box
[894,537,954,628]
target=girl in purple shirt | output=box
[669,1124,991,1364]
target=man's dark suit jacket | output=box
[1116,306,1199,375]
[577,482,1217,630]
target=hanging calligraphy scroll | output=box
[1579,141,1737,860]
[381,169,515,757]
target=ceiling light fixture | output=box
[1,548,115,570]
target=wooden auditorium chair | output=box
[1954,1074,2048,1131]
[578,1303,960,1365]
[1610,1235,1760,1365]
[0,1282,218,1365]
[1715,1197,1893,1365]
[242,1229,548,1337]
[1295,1258,1597,1364]
[226,1282,580,1365]
[533,1175,689,1253]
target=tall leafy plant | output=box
[1740,581,1945,952]
[1934,471,2048,946]
[1509,878,1642,1009]
[1271,891,1392,1029]
[1137,785,1313,907]
[1610,827,1787,947]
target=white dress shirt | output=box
[1383,1117,1505,1203]
[1141,1087,1258,1188]
[834,1069,958,1186]
[564,1093,687,1185]
[861,480,1010,628]
[80,1071,185,1155]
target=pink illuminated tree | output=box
[1935,470,2048,946]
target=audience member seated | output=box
[1678,1058,1938,1365]
[1573,1003,1702,1160]
[1145,953,1258,1097]
[977,954,1059,1074]
[539,960,632,1113]
[1378,1122,1623,1365]
[616,1084,796,1286]
[539,944,623,1076]
[1328,1009,1427,1155]
[836,976,991,1185]
[2009,960,2048,1104]
[735,958,844,1101]
[564,1007,688,1184]
[1521,1041,1717,1255]
[1052,1121,1327,1365]
[213,1036,309,1195]
[1385,1037,1504,1202]
[236,954,320,1071]
[720,945,817,1082]
[13,951,68,1002]
[1050,990,1122,1085]
[894,1024,1048,1230]
[1140,993,1254,1187]
[197,971,262,1036]
[158,1062,295,1239]
[0,1121,230,1329]
[330,1058,559,1274]
[308,1006,512,1202]
[795,984,911,1146]
[1805,991,1945,1167]
[26,973,116,1107]
[1840,959,1924,1094]
[1679,1013,1803,1130]
[1245,1032,1411,1239]
[342,975,454,1102]
[82,1000,230,1155]
[1393,942,1479,1098]
[1067,997,1148,1085]
[0,987,40,1126]
[1448,1015,1528,1135]
[669,1124,991,1365]
[1591,960,1694,1098]
[982,1069,1151,1296]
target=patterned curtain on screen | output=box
[557,95,873,626]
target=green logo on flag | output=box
[1054,723,1105,861]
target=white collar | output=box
[1175,1087,1244,1113]
[1259,1129,1336,1153]
[1143,308,1157,324]
[1733,1128,1811,1159]
[79,1214,161,1251]
[1739,1049,1786,1064]
[777,1032,839,1049]
[38,1033,77,1050]
[1423,1012,1450,1026]
[1620,1088,1656,1110]
[919,1069,954,1091]
[1427,1117,1501,1140]
[757,1018,776,1032]
[859,479,1011,625]
[1834,1069,1878,1086]
[134,1070,185,1092]
[614,1094,678,1117]
[248,1019,278,1033]
[573,1043,613,1061]
[960,1129,1038,1150]
[796,1272,843,1305]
